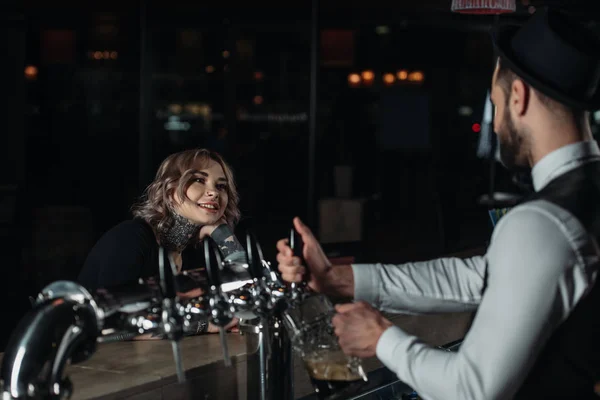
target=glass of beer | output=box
[283,295,368,400]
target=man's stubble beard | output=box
[498,106,530,174]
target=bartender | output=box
[277,8,600,400]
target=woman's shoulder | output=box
[96,219,156,249]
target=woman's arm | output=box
[200,221,247,263]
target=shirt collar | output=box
[531,140,600,191]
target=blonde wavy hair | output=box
[132,149,240,236]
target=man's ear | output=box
[511,79,530,116]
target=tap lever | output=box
[204,238,235,367]
[171,340,186,383]
[247,230,283,287]
[219,326,232,367]
[158,247,180,300]
[204,237,223,289]
[289,228,304,260]
[246,231,264,281]
[158,248,186,382]
[289,228,308,296]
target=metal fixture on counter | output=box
[0,231,316,400]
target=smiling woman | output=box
[77,148,245,335]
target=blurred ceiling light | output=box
[408,71,425,82]
[375,25,390,35]
[185,103,211,117]
[24,65,38,80]
[458,106,474,116]
[451,0,516,14]
[253,95,263,105]
[110,51,118,59]
[222,50,230,58]
[254,71,264,81]
[205,65,215,73]
[103,51,110,59]
[168,104,183,114]
[93,51,103,60]
[396,70,408,80]
[383,73,395,85]
[348,73,361,87]
[361,70,375,84]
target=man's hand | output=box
[332,301,393,358]
[276,217,332,293]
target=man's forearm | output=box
[352,256,486,314]
[322,264,355,300]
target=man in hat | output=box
[277,8,600,400]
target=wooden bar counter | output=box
[0,311,472,400]
[1,246,483,399]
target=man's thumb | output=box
[293,216,313,239]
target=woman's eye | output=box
[217,184,227,191]
[194,178,205,184]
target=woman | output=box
[78,148,244,334]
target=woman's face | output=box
[172,159,229,225]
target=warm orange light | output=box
[361,70,375,83]
[383,73,395,85]
[253,95,263,105]
[348,73,361,87]
[397,70,408,80]
[206,65,215,73]
[409,71,425,82]
[222,50,230,58]
[110,51,118,60]
[24,65,38,80]
[168,104,182,114]
[93,51,103,60]
[103,51,110,59]
[254,71,264,81]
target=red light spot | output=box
[472,123,481,133]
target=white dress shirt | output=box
[352,141,600,400]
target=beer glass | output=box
[283,294,368,400]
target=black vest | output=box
[490,160,600,399]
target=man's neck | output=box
[529,125,592,167]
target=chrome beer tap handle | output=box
[289,228,308,303]
[245,231,277,355]
[204,238,234,367]
[158,247,186,383]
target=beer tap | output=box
[203,238,235,367]
[244,231,275,357]
[246,231,287,310]
[158,247,186,383]
[288,228,308,303]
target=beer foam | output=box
[304,351,362,381]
